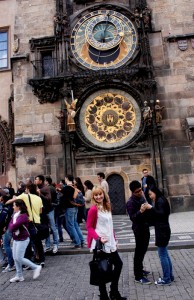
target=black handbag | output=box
[35,223,49,240]
[89,239,113,286]
[28,221,38,238]
[28,195,49,240]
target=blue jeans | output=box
[158,246,174,283]
[13,237,39,278]
[56,215,69,240]
[3,229,14,267]
[45,210,59,247]
[65,207,84,246]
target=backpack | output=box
[71,188,85,207]
[0,205,10,236]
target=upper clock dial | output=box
[71,10,138,70]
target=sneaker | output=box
[143,270,151,276]
[81,242,86,248]
[52,245,58,254]
[44,246,51,253]
[2,265,16,273]
[40,262,45,268]
[135,277,152,285]
[155,278,171,286]
[33,265,42,279]
[23,265,31,271]
[10,276,24,282]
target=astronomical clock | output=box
[70,10,139,70]
[68,6,149,152]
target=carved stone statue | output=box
[134,7,141,28]
[65,99,78,132]
[143,100,152,124]
[142,6,151,30]
[155,99,165,124]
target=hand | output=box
[140,203,147,213]
[100,237,108,244]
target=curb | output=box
[46,241,194,256]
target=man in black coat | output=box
[126,180,152,285]
[141,168,156,204]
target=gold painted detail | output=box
[85,93,136,143]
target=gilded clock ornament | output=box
[71,10,138,70]
[79,89,141,150]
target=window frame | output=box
[0,28,9,70]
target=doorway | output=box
[107,174,126,215]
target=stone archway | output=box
[107,173,126,215]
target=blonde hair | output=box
[91,186,111,212]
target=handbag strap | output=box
[22,224,30,235]
[28,194,35,224]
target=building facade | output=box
[0,0,194,213]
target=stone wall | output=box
[148,0,194,211]
[76,152,153,202]
[12,0,64,183]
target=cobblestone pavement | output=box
[1,211,194,299]
[1,249,194,300]
[57,212,194,254]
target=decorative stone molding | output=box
[28,78,64,104]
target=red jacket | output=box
[86,205,116,248]
[86,205,99,248]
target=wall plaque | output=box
[177,40,188,51]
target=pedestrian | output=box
[126,180,152,284]
[35,175,59,254]
[60,175,85,249]
[8,199,42,282]
[141,168,156,204]
[74,177,86,223]
[142,185,174,285]
[0,193,14,270]
[83,180,94,220]
[6,183,45,267]
[87,186,126,300]
[97,172,109,194]
[5,182,15,198]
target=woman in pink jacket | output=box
[86,186,126,300]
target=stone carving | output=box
[143,100,152,124]
[142,6,151,30]
[53,13,70,37]
[134,7,141,28]
[65,99,78,132]
[12,35,20,53]
[155,99,165,124]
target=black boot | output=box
[109,290,127,300]
[99,285,110,300]
[99,293,110,300]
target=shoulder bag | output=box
[89,238,113,286]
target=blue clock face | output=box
[86,15,124,50]
[70,10,139,70]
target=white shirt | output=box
[90,210,117,253]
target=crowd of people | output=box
[0,169,173,299]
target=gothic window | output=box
[41,51,53,77]
[0,30,8,69]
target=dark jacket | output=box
[150,196,171,247]
[126,194,152,234]
[59,185,76,210]
[8,213,30,241]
